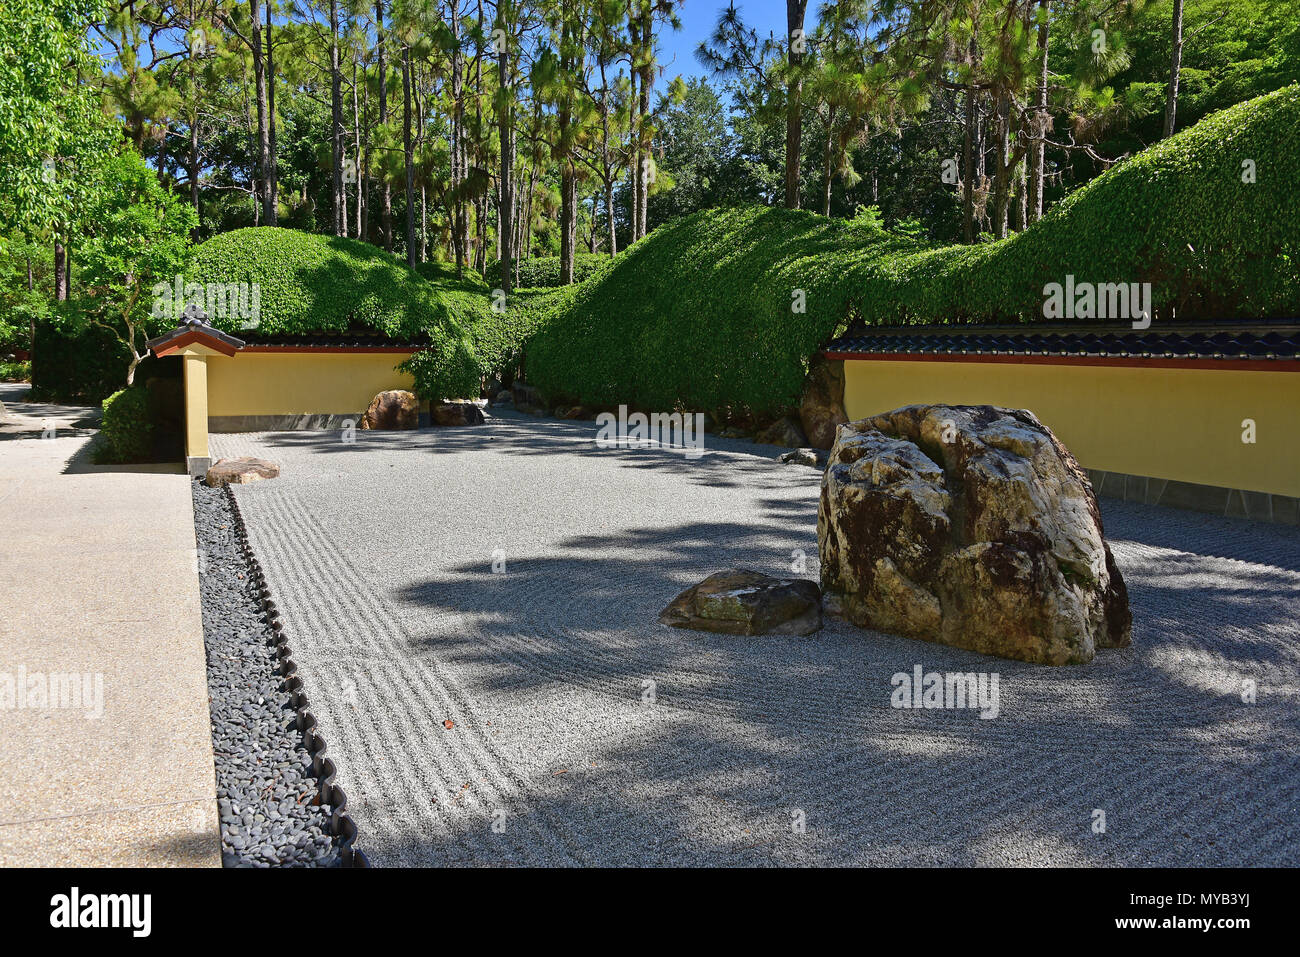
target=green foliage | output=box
[526,88,1300,417]
[97,387,153,463]
[31,321,133,402]
[189,227,527,398]
[0,0,115,240]
[852,85,1300,324]
[188,227,489,340]
[0,236,51,351]
[397,327,481,402]
[485,254,613,288]
[0,360,31,381]
[527,206,927,418]
[74,149,197,385]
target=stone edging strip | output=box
[223,485,369,868]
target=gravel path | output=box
[212,414,1300,866]
[192,482,344,867]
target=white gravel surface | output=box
[212,413,1300,866]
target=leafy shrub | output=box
[526,87,1300,417]
[0,359,30,381]
[397,324,481,401]
[188,227,508,395]
[97,386,152,462]
[484,254,613,288]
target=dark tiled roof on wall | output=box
[823,320,1300,363]
[237,330,427,349]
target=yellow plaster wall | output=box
[843,359,1300,497]
[204,352,417,417]
[182,354,209,460]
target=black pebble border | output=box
[195,480,368,867]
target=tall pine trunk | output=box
[1027,0,1048,224]
[376,1,392,251]
[266,1,278,224]
[250,0,272,224]
[1164,0,1185,137]
[402,44,416,267]
[783,0,808,210]
[497,9,513,295]
[329,0,344,236]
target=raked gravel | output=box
[211,412,1300,866]
[192,481,344,867]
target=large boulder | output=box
[431,399,486,426]
[818,405,1131,665]
[659,569,822,636]
[799,357,848,450]
[205,457,279,488]
[361,390,419,430]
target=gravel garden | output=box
[189,412,1300,867]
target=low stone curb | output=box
[223,485,369,868]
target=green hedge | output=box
[188,228,493,341]
[526,86,1300,417]
[484,254,613,288]
[853,84,1300,324]
[188,228,497,400]
[526,207,927,417]
[97,387,152,463]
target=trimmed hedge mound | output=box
[188,228,490,341]
[526,207,923,417]
[526,86,1300,417]
[188,228,492,399]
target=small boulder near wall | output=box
[361,390,419,430]
[799,356,848,450]
[205,457,280,488]
[431,400,486,426]
[818,405,1131,664]
[659,569,822,636]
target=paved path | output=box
[214,414,1300,866]
[0,383,221,866]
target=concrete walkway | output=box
[0,383,221,866]
[214,415,1300,867]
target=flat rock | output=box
[431,400,486,426]
[659,569,822,636]
[818,404,1131,664]
[361,390,418,430]
[778,447,826,468]
[205,457,280,488]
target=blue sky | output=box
[658,0,818,80]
